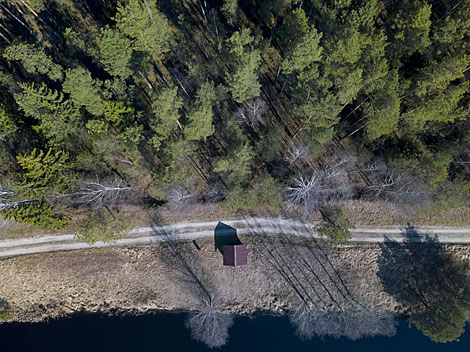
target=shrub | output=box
[76,211,133,243]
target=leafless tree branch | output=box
[349,162,379,173]
[203,185,224,203]
[185,303,234,349]
[167,186,198,212]
[70,178,132,209]
[0,185,15,198]
[235,98,267,128]
[290,303,397,340]
[285,142,309,165]
[367,173,422,200]
[0,184,33,211]
[286,171,350,215]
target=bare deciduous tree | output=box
[286,156,355,215]
[289,302,317,340]
[167,186,198,212]
[186,303,234,349]
[321,155,352,179]
[286,172,350,215]
[246,98,266,118]
[367,173,426,204]
[0,185,14,198]
[0,184,32,211]
[0,197,10,212]
[286,173,327,214]
[285,142,309,165]
[0,185,15,211]
[203,184,224,203]
[290,303,397,341]
[71,178,132,209]
[235,98,266,128]
[350,162,379,174]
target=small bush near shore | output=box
[0,299,11,321]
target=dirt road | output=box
[1,217,469,259]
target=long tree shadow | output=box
[377,225,470,343]
[146,212,234,349]
[244,211,397,340]
[214,222,241,254]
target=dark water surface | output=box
[1,313,469,352]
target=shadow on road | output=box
[214,222,241,254]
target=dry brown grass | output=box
[2,232,470,323]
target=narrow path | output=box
[1,218,469,259]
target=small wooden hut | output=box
[222,244,247,267]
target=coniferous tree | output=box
[150,85,183,149]
[15,148,72,199]
[26,0,45,12]
[386,0,432,65]
[317,206,353,244]
[113,0,172,61]
[404,82,470,131]
[226,29,261,103]
[15,83,81,148]
[0,105,17,143]
[282,25,323,79]
[62,67,104,116]
[97,26,134,79]
[2,203,67,229]
[221,0,238,25]
[396,1,470,133]
[364,70,401,140]
[3,43,63,81]
[185,81,217,141]
[102,100,134,128]
[214,142,254,187]
[277,8,309,50]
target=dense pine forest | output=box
[0,0,469,239]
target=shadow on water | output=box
[2,313,470,352]
[214,222,241,254]
[377,225,470,343]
